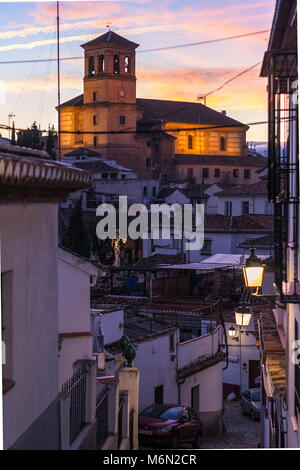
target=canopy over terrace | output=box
[94,253,271,301]
[156,253,271,273]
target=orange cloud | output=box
[137,65,267,112]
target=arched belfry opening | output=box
[98,54,104,73]
[124,56,130,73]
[113,55,120,74]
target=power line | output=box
[0,116,295,136]
[0,29,270,65]
[204,62,262,98]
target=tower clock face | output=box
[120,89,125,97]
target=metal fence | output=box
[129,409,134,450]
[118,396,124,449]
[96,390,109,449]
[61,363,88,445]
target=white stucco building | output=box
[58,248,98,387]
[0,142,91,449]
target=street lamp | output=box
[228,325,239,342]
[235,304,252,329]
[242,248,264,289]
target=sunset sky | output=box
[0,0,276,142]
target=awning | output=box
[157,253,270,272]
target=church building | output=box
[59,31,267,181]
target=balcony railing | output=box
[266,49,299,303]
[61,363,88,445]
[96,389,109,449]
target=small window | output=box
[88,56,95,76]
[113,54,120,74]
[93,115,97,125]
[93,136,97,148]
[214,168,220,178]
[242,201,249,214]
[143,186,148,198]
[233,169,239,178]
[220,136,226,151]
[188,135,193,150]
[225,201,232,216]
[121,174,126,180]
[169,333,174,352]
[147,141,151,147]
[93,91,98,102]
[146,158,151,168]
[154,385,164,404]
[98,54,104,73]
[244,169,251,179]
[124,56,130,73]
[120,116,126,125]
[152,187,156,197]
[187,168,193,180]
[102,173,108,179]
[110,173,117,179]
[155,144,159,151]
[202,168,209,178]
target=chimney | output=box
[221,110,226,115]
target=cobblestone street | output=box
[202,400,261,449]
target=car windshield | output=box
[251,391,260,402]
[140,405,182,420]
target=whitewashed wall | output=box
[222,321,260,395]
[1,203,59,449]
[57,250,97,387]
[133,331,180,411]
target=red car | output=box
[139,404,203,448]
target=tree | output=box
[17,121,43,150]
[46,125,56,159]
[62,197,90,258]
[11,121,16,145]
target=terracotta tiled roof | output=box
[205,214,274,232]
[59,94,83,108]
[216,181,268,196]
[178,351,225,379]
[239,234,274,249]
[136,98,246,127]
[64,147,101,158]
[134,253,183,267]
[0,142,92,191]
[81,30,139,49]
[175,154,267,167]
[255,304,286,397]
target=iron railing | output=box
[61,363,88,445]
[129,409,134,450]
[96,389,109,449]
[118,396,124,449]
[266,48,299,303]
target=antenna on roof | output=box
[196,93,206,106]
[106,23,112,31]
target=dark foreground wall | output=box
[9,398,60,450]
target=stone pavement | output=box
[202,400,261,449]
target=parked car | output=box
[139,404,203,448]
[241,388,261,420]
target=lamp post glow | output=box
[228,326,236,338]
[243,248,264,288]
[235,304,252,328]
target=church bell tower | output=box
[81,30,139,105]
